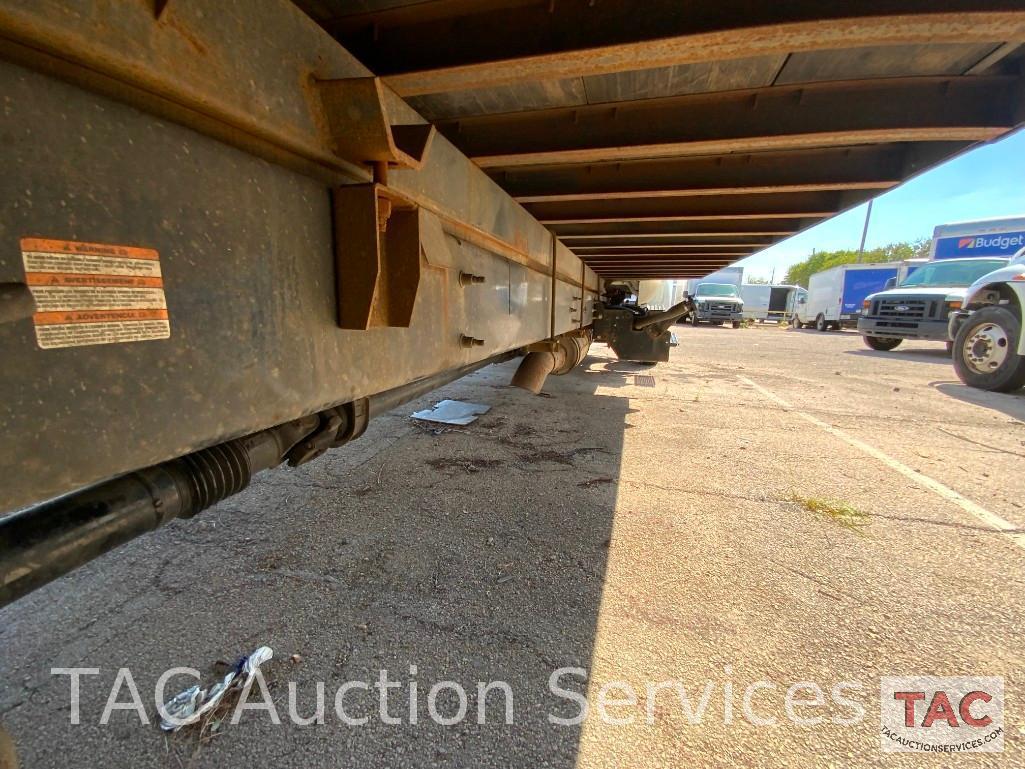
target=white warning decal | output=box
[21,238,170,349]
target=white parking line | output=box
[738,376,1025,551]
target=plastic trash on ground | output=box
[410,399,491,426]
[159,646,273,731]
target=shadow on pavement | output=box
[0,356,631,769]
[931,381,1025,422]
[845,347,953,366]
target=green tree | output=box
[784,238,930,287]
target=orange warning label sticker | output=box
[21,238,170,349]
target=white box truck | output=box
[741,284,803,322]
[793,262,899,331]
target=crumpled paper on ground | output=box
[159,646,273,731]
[410,399,491,426]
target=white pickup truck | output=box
[857,257,1009,352]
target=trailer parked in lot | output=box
[792,263,899,331]
[741,284,802,322]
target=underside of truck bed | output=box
[0,1,1023,604]
[294,0,1025,281]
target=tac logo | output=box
[880,676,1003,753]
[958,237,976,249]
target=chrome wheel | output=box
[962,322,1009,374]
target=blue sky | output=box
[737,128,1025,282]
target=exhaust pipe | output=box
[632,299,691,331]
[511,331,591,394]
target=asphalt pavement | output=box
[1,324,1023,768]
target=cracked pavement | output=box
[1,325,1023,767]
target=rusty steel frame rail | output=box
[323,2,1025,96]
[0,0,599,513]
[527,189,855,224]
[492,143,962,203]
[0,0,590,286]
[436,76,1018,169]
[299,0,1025,282]
[546,221,812,238]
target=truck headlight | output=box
[862,299,871,310]
[944,295,962,310]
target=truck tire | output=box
[815,314,827,332]
[953,305,1025,392]
[732,320,741,329]
[945,340,954,357]
[790,315,802,329]
[689,313,699,326]
[863,335,901,351]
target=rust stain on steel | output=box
[317,77,436,169]
[436,212,551,278]
[390,178,595,288]
[473,127,1006,168]
[0,3,582,299]
[0,4,372,185]
[383,12,1025,96]
[159,13,209,57]
[420,193,593,292]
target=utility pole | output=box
[857,199,874,263]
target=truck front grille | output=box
[709,303,736,313]
[875,298,929,319]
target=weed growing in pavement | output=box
[790,495,871,534]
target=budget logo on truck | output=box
[880,676,1003,753]
[936,231,1025,258]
